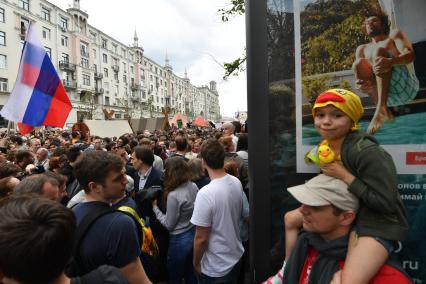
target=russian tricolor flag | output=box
[0,24,72,135]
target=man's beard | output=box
[368,27,385,37]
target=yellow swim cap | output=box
[312,89,364,131]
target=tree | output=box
[302,75,330,105]
[79,91,99,119]
[220,0,246,79]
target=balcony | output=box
[131,83,141,91]
[59,61,76,72]
[112,65,120,73]
[94,72,103,80]
[131,95,141,102]
[62,80,77,90]
[95,87,104,95]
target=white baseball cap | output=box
[287,174,359,212]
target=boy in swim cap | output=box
[284,89,408,284]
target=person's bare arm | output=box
[119,257,151,284]
[193,226,211,274]
[390,29,416,64]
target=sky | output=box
[48,0,247,118]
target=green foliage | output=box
[219,0,245,22]
[339,79,352,91]
[223,55,246,79]
[220,0,245,78]
[301,0,377,76]
[302,75,330,105]
[79,91,97,119]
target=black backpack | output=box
[66,202,143,277]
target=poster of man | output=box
[295,0,426,175]
[353,8,418,134]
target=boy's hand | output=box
[320,161,355,185]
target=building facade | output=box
[0,0,221,126]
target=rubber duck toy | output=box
[317,143,335,164]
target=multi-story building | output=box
[0,0,221,127]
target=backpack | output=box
[66,203,159,277]
[117,206,159,260]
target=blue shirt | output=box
[73,201,141,272]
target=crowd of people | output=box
[0,121,250,284]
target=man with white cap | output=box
[264,174,411,284]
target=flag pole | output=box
[6,120,11,135]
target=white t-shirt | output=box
[191,174,246,277]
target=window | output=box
[123,62,126,72]
[81,58,89,68]
[44,47,51,58]
[0,31,5,46]
[104,81,109,91]
[80,42,88,57]
[112,44,117,53]
[102,53,108,63]
[61,53,69,63]
[90,31,97,41]
[123,75,127,83]
[20,18,30,36]
[122,48,126,57]
[19,0,29,11]
[0,8,5,23]
[93,49,96,59]
[0,55,6,69]
[130,66,134,73]
[114,73,118,81]
[104,68,109,78]
[60,17,68,30]
[42,27,50,40]
[0,78,7,92]
[105,96,110,105]
[83,74,90,86]
[114,85,118,95]
[150,75,153,81]
[41,7,50,22]
[61,35,68,47]
[101,38,107,49]
[93,64,97,72]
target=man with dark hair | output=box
[0,195,130,284]
[0,163,22,179]
[131,146,163,192]
[191,138,247,282]
[170,135,189,161]
[139,138,164,172]
[352,8,418,134]
[61,147,82,199]
[71,151,150,284]
[14,150,33,172]
[0,176,19,199]
[14,173,60,201]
